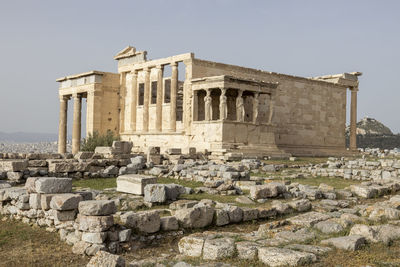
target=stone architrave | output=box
[116,174,157,195]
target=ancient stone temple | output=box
[56,46,361,157]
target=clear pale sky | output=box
[0,0,399,135]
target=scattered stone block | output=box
[314,220,344,234]
[78,215,114,232]
[87,250,125,267]
[175,205,215,228]
[287,211,331,227]
[258,247,316,266]
[0,160,28,172]
[118,229,132,242]
[120,210,160,233]
[236,241,259,260]
[29,193,42,209]
[50,194,83,211]
[242,207,259,221]
[202,237,235,260]
[79,200,117,216]
[54,210,76,222]
[82,232,107,244]
[250,182,286,199]
[178,235,205,257]
[214,209,230,226]
[116,174,157,195]
[285,244,332,255]
[320,235,366,251]
[160,216,179,231]
[35,177,72,194]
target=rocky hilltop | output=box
[346,117,400,149]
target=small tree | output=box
[81,130,119,152]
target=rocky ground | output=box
[2,148,400,266]
[0,141,71,153]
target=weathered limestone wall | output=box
[191,59,347,156]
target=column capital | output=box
[59,95,69,101]
[171,62,178,67]
[156,65,164,70]
[72,93,82,99]
[144,67,151,72]
[350,86,359,92]
[131,69,139,75]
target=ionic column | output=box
[268,93,275,124]
[58,95,68,154]
[130,70,138,132]
[143,67,150,132]
[170,62,178,132]
[236,90,244,122]
[72,93,82,154]
[204,89,212,121]
[252,92,259,124]
[156,65,164,132]
[119,72,127,133]
[350,86,358,151]
[219,88,227,120]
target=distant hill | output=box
[0,131,58,143]
[345,117,400,149]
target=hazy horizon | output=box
[1,0,399,136]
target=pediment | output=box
[114,46,137,60]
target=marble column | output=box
[143,67,150,132]
[130,70,138,132]
[119,72,127,133]
[58,95,68,154]
[170,62,178,132]
[204,89,212,121]
[350,86,358,151]
[268,93,275,124]
[219,88,227,120]
[156,65,164,132]
[252,92,259,124]
[72,93,82,154]
[236,90,244,122]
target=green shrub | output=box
[81,130,119,152]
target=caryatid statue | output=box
[253,92,259,124]
[204,90,212,121]
[236,90,244,122]
[219,89,227,120]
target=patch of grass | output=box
[73,177,116,190]
[263,157,329,166]
[0,216,89,266]
[312,240,400,267]
[157,177,203,189]
[179,192,238,204]
[272,176,360,189]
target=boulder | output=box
[350,184,379,198]
[79,200,117,216]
